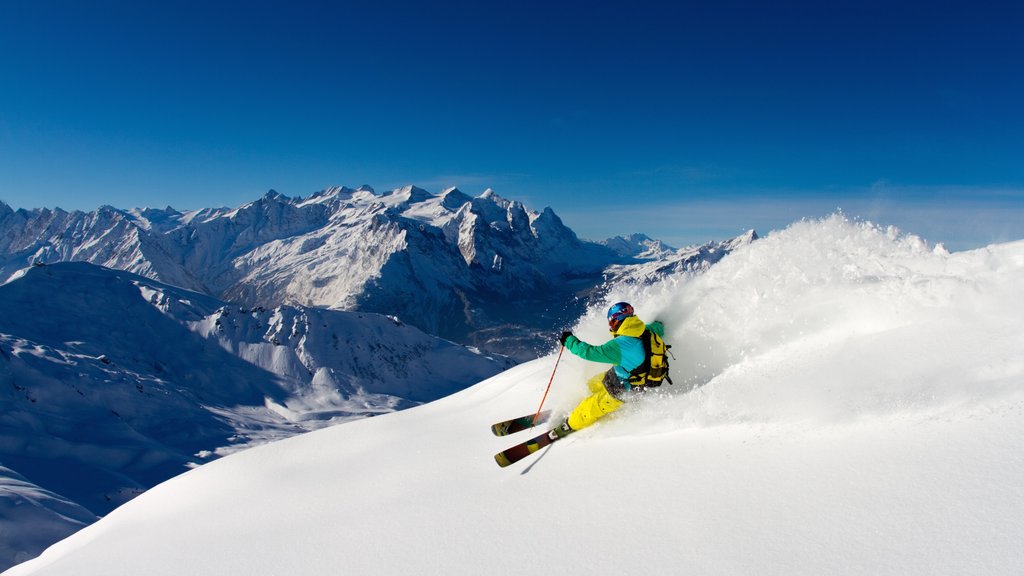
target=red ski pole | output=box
[531,344,564,429]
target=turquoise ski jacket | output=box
[564,316,664,383]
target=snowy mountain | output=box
[7,215,1023,576]
[1,187,646,360]
[0,262,512,570]
[603,229,759,285]
[599,232,677,259]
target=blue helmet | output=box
[607,302,635,331]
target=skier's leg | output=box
[566,377,624,431]
[585,372,606,394]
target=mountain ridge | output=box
[1,188,752,360]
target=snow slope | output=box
[0,263,512,569]
[7,215,1024,576]
[0,467,95,571]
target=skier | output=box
[550,302,665,440]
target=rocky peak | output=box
[384,185,434,205]
[440,187,472,210]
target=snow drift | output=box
[7,215,1024,576]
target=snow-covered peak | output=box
[723,228,758,249]
[92,205,131,223]
[263,189,288,202]
[124,206,184,232]
[468,189,527,227]
[302,186,355,204]
[381,185,434,206]
[600,233,677,259]
[477,187,513,209]
[602,229,756,285]
[440,187,472,210]
[529,206,583,253]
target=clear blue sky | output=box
[2,0,1022,250]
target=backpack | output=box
[628,329,673,387]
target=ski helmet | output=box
[607,301,635,331]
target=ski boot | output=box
[547,419,574,441]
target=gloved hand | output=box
[559,331,573,346]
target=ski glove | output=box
[560,331,573,346]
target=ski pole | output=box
[531,344,564,429]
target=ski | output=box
[490,410,552,436]
[494,425,571,468]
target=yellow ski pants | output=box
[567,371,625,431]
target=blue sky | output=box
[1,0,1022,250]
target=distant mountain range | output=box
[1,186,753,360]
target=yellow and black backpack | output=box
[628,329,673,387]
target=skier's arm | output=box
[564,335,622,365]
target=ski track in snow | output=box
[6,215,1024,576]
